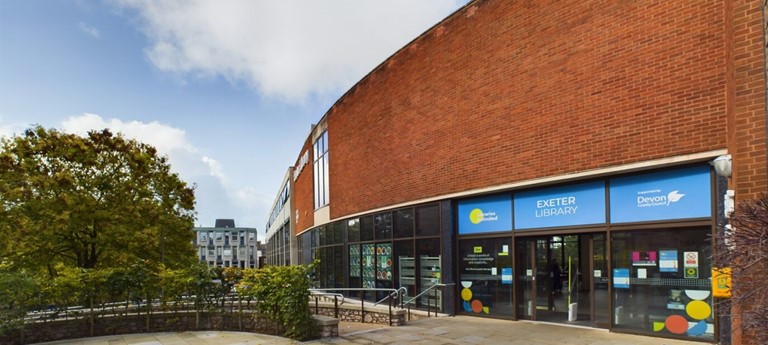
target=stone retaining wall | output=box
[310,303,407,326]
[0,312,337,345]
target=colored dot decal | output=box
[482,306,489,314]
[469,209,484,224]
[685,290,711,301]
[461,288,473,301]
[471,299,483,313]
[665,315,688,335]
[653,322,665,332]
[686,300,712,320]
[687,320,708,336]
[463,301,472,312]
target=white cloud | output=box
[114,0,469,102]
[0,115,24,139]
[61,113,205,177]
[77,22,101,39]
[59,113,259,227]
[201,155,226,182]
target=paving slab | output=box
[34,316,708,345]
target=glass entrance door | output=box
[516,239,537,319]
[516,233,607,327]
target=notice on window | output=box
[684,251,699,268]
[501,268,513,284]
[613,268,630,289]
[659,250,678,273]
[632,251,657,266]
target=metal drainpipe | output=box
[763,1,768,182]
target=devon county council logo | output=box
[469,208,498,224]
[637,189,686,208]
[666,191,685,205]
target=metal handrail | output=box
[403,283,453,306]
[309,290,346,305]
[374,286,408,307]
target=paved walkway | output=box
[36,316,707,345]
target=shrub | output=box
[238,264,317,340]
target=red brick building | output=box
[270,1,767,343]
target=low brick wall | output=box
[0,311,337,345]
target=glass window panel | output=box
[314,159,320,208]
[319,226,326,246]
[360,216,374,241]
[416,238,442,310]
[324,152,330,205]
[347,218,360,243]
[610,228,713,340]
[458,237,514,317]
[348,243,362,298]
[333,221,344,245]
[375,212,392,240]
[334,245,344,288]
[394,208,414,238]
[416,204,440,236]
[393,240,415,297]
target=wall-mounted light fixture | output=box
[712,154,732,178]
[712,154,735,219]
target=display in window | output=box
[349,245,361,278]
[652,289,712,336]
[376,243,392,281]
[362,244,375,288]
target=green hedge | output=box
[238,264,317,340]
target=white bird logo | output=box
[667,190,685,206]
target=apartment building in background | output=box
[193,219,259,269]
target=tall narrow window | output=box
[314,131,330,208]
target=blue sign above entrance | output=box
[458,194,513,234]
[609,165,711,223]
[514,181,606,230]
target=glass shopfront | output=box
[454,165,717,341]
[611,228,714,340]
[303,203,445,311]
[302,164,716,341]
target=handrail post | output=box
[334,295,338,319]
[388,294,393,326]
[408,303,411,321]
[361,290,365,323]
[434,288,438,315]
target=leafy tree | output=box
[0,126,196,275]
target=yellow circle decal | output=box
[686,300,712,320]
[469,209,484,224]
[461,288,473,301]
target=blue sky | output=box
[0,0,469,239]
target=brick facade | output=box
[293,137,314,235]
[287,0,768,226]
[286,1,767,343]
